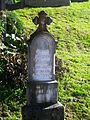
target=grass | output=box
[0,1,90,120]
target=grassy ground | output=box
[0,1,90,120]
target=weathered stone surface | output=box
[25,0,70,7]
[26,80,58,105]
[22,102,64,120]
[28,32,55,82]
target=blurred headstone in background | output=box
[0,0,6,10]
[71,0,88,2]
[24,0,71,7]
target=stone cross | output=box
[22,11,64,120]
[32,11,52,32]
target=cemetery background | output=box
[0,1,90,120]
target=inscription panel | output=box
[33,49,52,80]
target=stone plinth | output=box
[22,102,64,120]
[26,80,58,105]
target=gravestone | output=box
[24,0,71,7]
[0,0,5,10]
[71,0,88,2]
[22,11,64,120]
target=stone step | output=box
[22,102,64,120]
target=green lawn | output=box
[0,1,90,120]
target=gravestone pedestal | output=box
[26,80,58,105]
[22,102,64,120]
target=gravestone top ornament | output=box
[22,11,64,120]
[33,11,52,32]
[29,11,53,42]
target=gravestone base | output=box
[26,80,58,105]
[22,102,64,120]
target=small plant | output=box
[55,56,70,81]
[0,11,27,88]
[7,12,24,36]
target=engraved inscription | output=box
[33,49,52,81]
[36,85,58,103]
